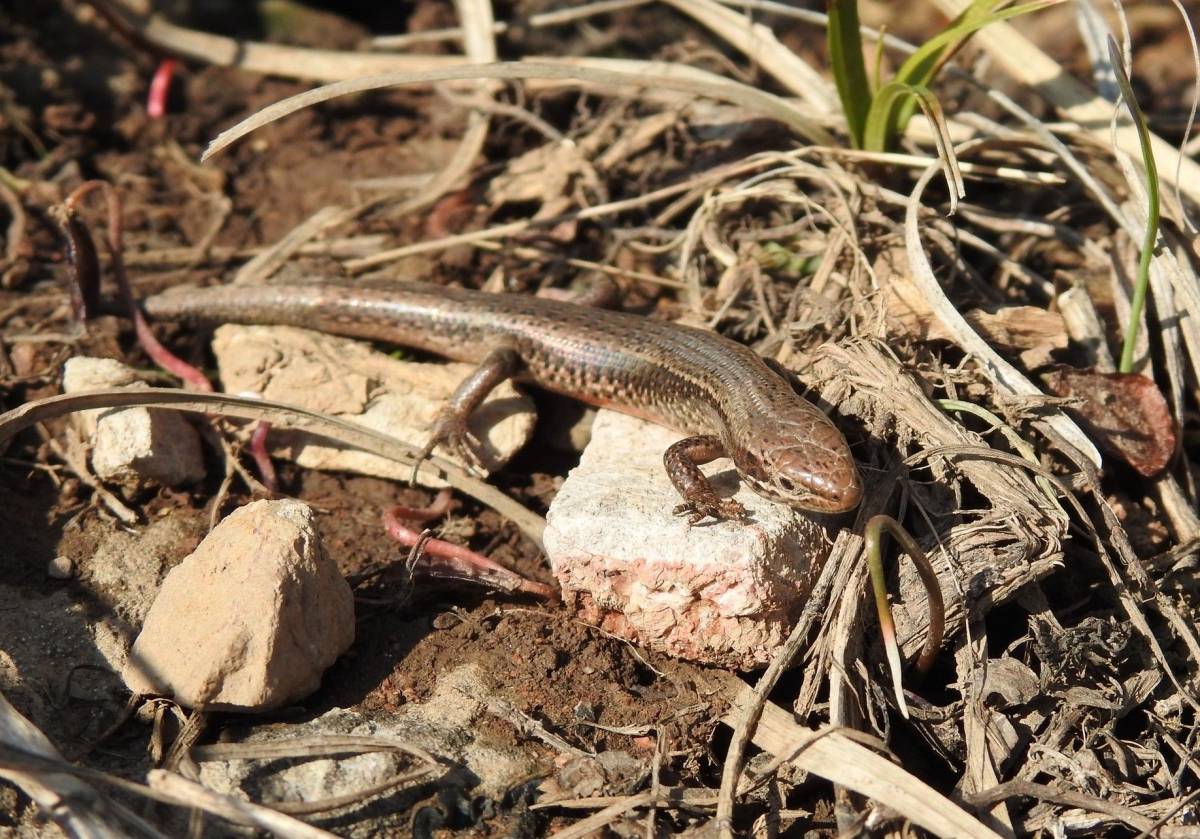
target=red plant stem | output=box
[382,505,555,599]
[66,181,213,393]
[146,59,176,118]
[248,421,277,492]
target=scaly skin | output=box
[142,281,863,518]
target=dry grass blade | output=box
[388,0,496,222]
[202,61,831,161]
[0,389,546,547]
[957,78,1200,393]
[190,738,443,816]
[549,791,656,838]
[717,676,1004,839]
[1104,35,1161,375]
[344,152,788,273]
[0,734,337,837]
[661,0,834,110]
[1160,0,1200,231]
[88,0,828,128]
[930,0,1200,204]
[370,0,653,49]
[232,205,345,286]
[714,531,850,834]
[812,342,1070,657]
[0,691,157,839]
[192,735,438,765]
[819,147,1065,184]
[904,156,1102,467]
[1074,0,1119,100]
[146,770,339,838]
[966,779,1167,835]
[260,766,438,817]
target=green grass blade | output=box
[885,0,1060,145]
[865,82,964,204]
[895,1,1058,88]
[827,0,872,147]
[1109,36,1161,373]
[864,81,918,151]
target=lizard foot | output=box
[412,413,488,483]
[673,495,748,525]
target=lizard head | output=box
[731,411,862,513]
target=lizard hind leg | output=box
[410,346,523,483]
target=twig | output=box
[965,780,1160,834]
[369,0,654,49]
[41,426,139,525]
[482,695,591,757]
[714,531,849,835]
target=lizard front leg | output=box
[664,435,748,524]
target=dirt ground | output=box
[2,0,1199,836]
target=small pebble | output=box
[10,343,37,377]
[431,613,459,630]
[47,556,74,580]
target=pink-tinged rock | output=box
[543,411,833,670]
[122,500,354,711]
[62,356,205,488]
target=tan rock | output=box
[62,356,205,488]
[211,325,536,486]
[122,500,354,711]
[543,410,833,670]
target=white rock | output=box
[62,356,205,488]
[122,500,354,711]
[46,556,73,579]
[211,325,537,486]
[543,410,833,670]
[62,357,140,435]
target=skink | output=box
[141,281,863,520]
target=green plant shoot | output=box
[1109,36,1161,374]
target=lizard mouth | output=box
[743,451,863,513]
